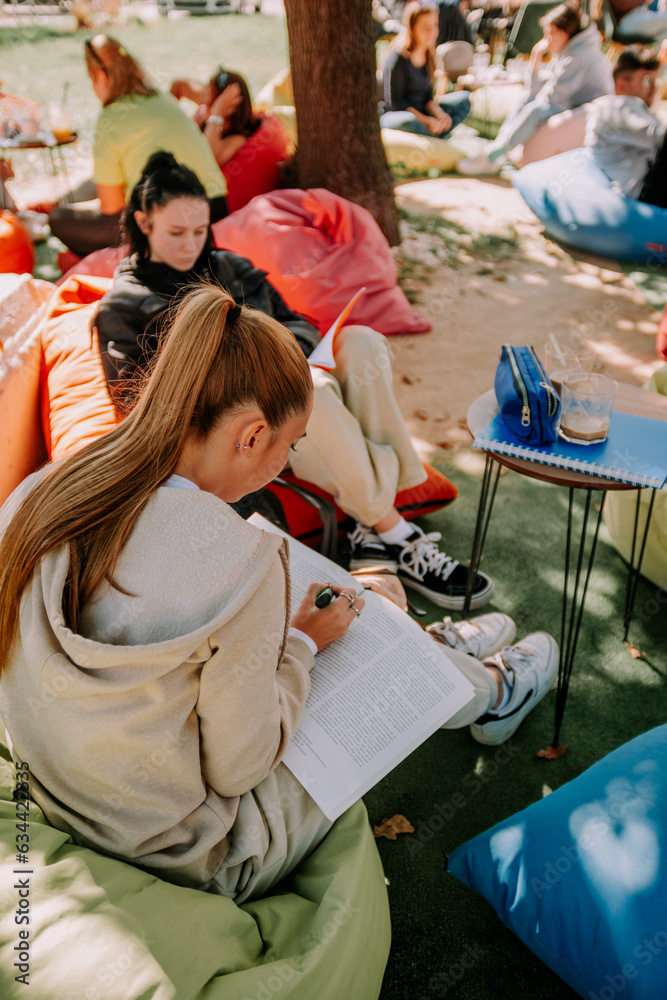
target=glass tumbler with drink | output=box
[558,373,618,446]
[48,104,73,143]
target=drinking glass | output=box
[544,342,596,395]
[49,104,72,143]
[558,373,618,446]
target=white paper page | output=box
[307,286,366,370]
[249,514,475,820]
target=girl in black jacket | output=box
[95,151,494,612]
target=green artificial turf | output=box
[363,448,666,1000]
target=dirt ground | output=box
[389,176,665,464]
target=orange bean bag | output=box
[657,303,667,362]
[514,106,588,168]
[39,275,117,460]
[0,211,35,275]
[273,464,458,548]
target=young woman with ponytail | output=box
[0,282,372,900]
[0,234,558,896]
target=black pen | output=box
[315,585,335,609]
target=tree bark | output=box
[283,0,400,246]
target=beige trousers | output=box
[288,325,427,526]
[211,647,495,902]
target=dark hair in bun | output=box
[122,151,210,260]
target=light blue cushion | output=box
[448,723,667,1000]
[513,148,667,263]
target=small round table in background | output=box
[0,131,78,210]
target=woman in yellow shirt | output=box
[49,35,227,259]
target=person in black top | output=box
[379,1,471,137]
[95,151,497,612]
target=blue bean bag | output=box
[513,148,667,263]
[447,722,667,1000]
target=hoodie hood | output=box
[1,472,284,689]
[38,488,283,682]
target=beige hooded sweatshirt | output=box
[0,472,313,889]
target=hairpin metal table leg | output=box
[551,487,606,750]
[463,454,502,618]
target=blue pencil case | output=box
[495,345,560,446]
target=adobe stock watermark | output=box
[588,921,667,1000]
[237,898,360,1000]
[406,740,521,856]
[530,773,655,901]
[421,941,490,998]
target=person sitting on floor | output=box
[170,68,292,213]
[95,151,492,611]
[458,3,613,174]
[48,35,227,260]
[0,278,559,906]
[379,1,472,138]
[585,46,667,207]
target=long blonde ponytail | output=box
[0,284,312,668]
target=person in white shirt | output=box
[585,46,666,205]
[458,3,613,174]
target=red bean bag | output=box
[211,188,432,337]
[0,211,35,275]
[222,113,292,213]
[56,244,130,286]
[273,463,458,548]
[657,303,667,362]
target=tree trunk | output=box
[283,0,400,246]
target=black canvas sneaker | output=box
[348,523,398,571]
[386,526,494,610]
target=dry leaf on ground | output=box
[624,641,646,660]
[537,745,568,760]
[373,815,415,840]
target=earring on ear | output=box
[235,443,249,451]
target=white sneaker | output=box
[457,153,503,176]
[470,632,558,746]
[427,613,516,660]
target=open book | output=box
[249,514,475,821]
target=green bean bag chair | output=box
[0,726,390,999]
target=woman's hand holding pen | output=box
[290,582,366,653]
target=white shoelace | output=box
[349,523,384,549]
[399,531,459,581]
[497,644,535,676]
[431,617,481,653]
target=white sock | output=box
[377,517,414,545]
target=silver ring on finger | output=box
[341,592,355,604]
[349,603,361,617]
